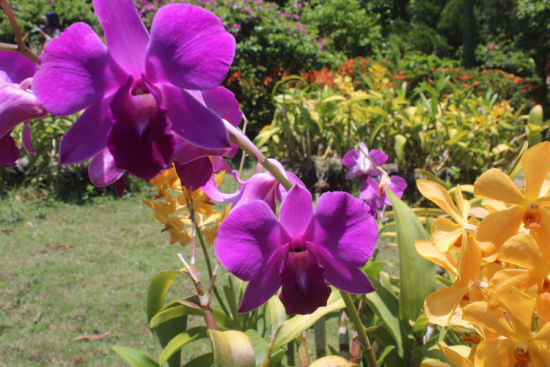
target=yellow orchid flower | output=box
[463,287,550,367]
[474,142,550,260]
[489,233,550,321]
[145,167,229,246]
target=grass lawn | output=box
[0,184,399,366]
[0,192,218,367]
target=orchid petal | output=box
[497,286,535,337]
[174,157,212,190]
[415,240,458,275]
[500,233,550,273]
[473,168,524,205]
[424,285,468,326]
[33,23,113,115]
[279,250,331,314]
[0,51,36,83]
[457,234,481,285]
[93,0,149,76]
[201,175,242,203]
[475,206,523,248]
[88,148,125,187]
[202,87,242,127]
[463,301,515,338]
[474,339,514,367]
[238,245,287,313]
[431,218,462,252]
[0,83,45,139]
[280,185,313,238]
[311,192,377,268]
[146,4,235,90]
[369,149,388,166]
[523,142,550,201]
[0,133,18,167]
[311,244,375,294]
[162,85,230,150]
[417,179,463,223]
[385,175,407,204]
[215,200,287,281]
[59,97,113,164]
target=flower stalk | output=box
[340,291,379,367]
[223,119,293,191]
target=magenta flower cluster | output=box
[343,142,407,219]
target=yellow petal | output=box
[420,361,450,367]
[437,343,473,367]
[415,240,458,275]
[417,179,463,223]
[497,286,535,338]
[531,347,550,367]
[533,316,550,344]
[473,168,524,205]
[432,218,463,252]
[455,185,471,222]
[463,301,515,338]
[457,234,481,285]
[473,339,514,367]
[487,269,534,309]
[500,233,550,272]
[475,206,523,248]
[531,208,550,263]
[425,285,468,326]
[522,142,550,201]
[536,295,550,324]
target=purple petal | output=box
[174,157,212,190]
[385,175,407,205]
[59,97,113,164]
[0,133,19,167]
[22,122,34,154]
[369,149,388,166]
[215,200,287,281]
[0,51,36,83]
[342,149,358,169]
[359,177,384,210]
[280,185,313,237]
[239,245,287,313]
[114,176,126,197]
[201,175,243,203]
[279,249,331,314]
[0,82,46,139]
[33,23,115,115]
[310,244,375,294]
[212,156,232,173]
[88,148,125,187]
[107,113,174,181]
[309,192,378,268]
[173,137,229,165]
[146,4,235,89]
[202,87,242,127]
[93,0,149,76]
[162,85,230,150]
[234,173,280,211]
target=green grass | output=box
[0,193,214,367]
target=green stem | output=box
[223,119,293,191]
[340,291,378,367]
[0,0,39,63]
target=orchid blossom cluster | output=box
[418,142,550,367]
[0,0,381,320]
[343,142,407,219]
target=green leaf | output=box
[147,270,180,322]
[394,134,406,162]
[265,295,286,332]
[111,346,158,367]
[244,329,269,366]
[376,345,396,366]
[364,277,402,356]
[150,301,202,328]
[209,329,256,367]
[271,291,344,352]
[159,327,207,365]
[182,353,213,367]
[387,189,435,323]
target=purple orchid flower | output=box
[202,159,304,212]
[342,142,387,186]
[33,0,236,183]
[0,51,46,167]
[215,185,378,314]
[360,174,407,220]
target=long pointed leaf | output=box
[111,346,158,367]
